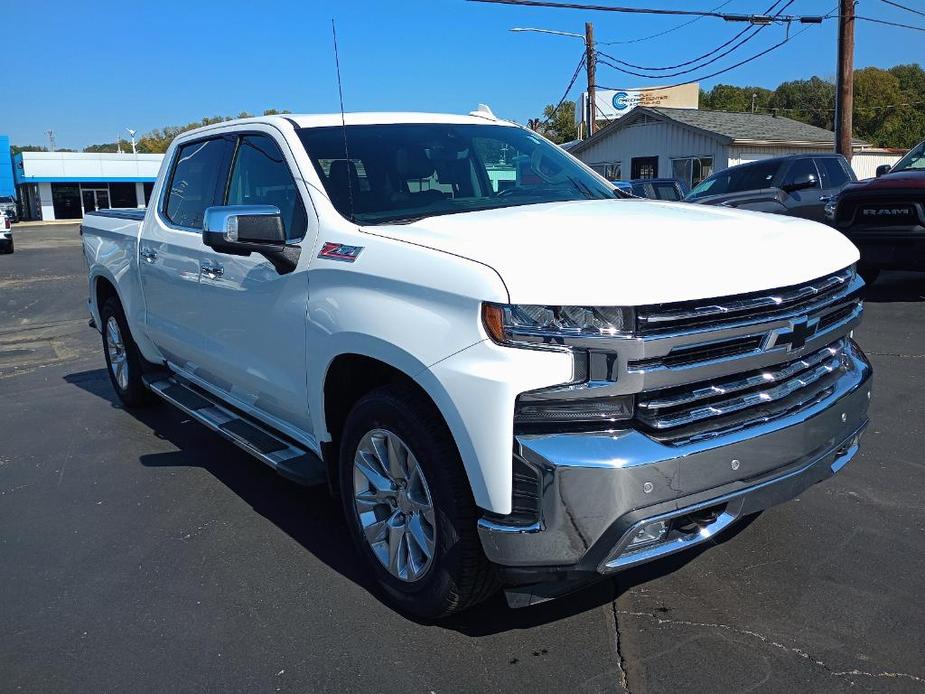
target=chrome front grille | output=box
[636,267,855,336]
[624,267,864,441]
[637,340,846,438]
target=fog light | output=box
[628,520,669,549]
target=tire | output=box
[100,297,156,408]
[339,384,498,619]
[0,239,11,254]
[858,265,880,286]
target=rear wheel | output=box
[0,239,12,254]
[339,385,497,618]
[100,297,155,408]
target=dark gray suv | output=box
[686,154,856,223]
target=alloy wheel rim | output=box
[352,428,436,582]
[105,316,128,391]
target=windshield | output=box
[686,160,778,200]
[298,123,617,225]
[892,140,925,172]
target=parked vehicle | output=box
[0,196,17,223]
[0,215,12,253]
[825,139,925,284]
[611,178,686,201]
[686,154,856,223]
[81,112,871,617]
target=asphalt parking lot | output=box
[1,224,924,693]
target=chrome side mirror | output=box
[203,205,285,247]
[202,205,299,274]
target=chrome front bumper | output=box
[478,340,872,575]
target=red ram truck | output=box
[827,140,925,284]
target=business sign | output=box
[581,83,700,122]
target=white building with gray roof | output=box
[568,107,901,189]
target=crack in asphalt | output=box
[616,609,925,687]
[609,600,630,692]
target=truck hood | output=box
[842,170,925,193]
[371,199,859,306]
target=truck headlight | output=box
[483,303,636,427]
[482,303,635,346]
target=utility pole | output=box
[585,21,596,137]
[834,0,855,160]
[46,130,56,152]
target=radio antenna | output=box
[331,19,355,222]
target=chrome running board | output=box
[144,374,326,486]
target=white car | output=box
[81,111,872,617]
[0,214,12,253]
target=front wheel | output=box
[339,385,497,618]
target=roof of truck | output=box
[287,112,514,128]
[174,111,519,142]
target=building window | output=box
[591,162,622,180]
[109,183,137,209]
[631,157,659,180]
[671,156,714,190]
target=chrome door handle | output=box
[140,247,157,263]
[819,195,833,202]
[200,262,224,279]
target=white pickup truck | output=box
[82,111,872,617]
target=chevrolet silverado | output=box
[81,111,872,617]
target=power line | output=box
[878,0,925,19]
[855,14,925,31]
[595,0,793,76]
[468,0,826,23]
[595,17,826,92]
[598,0,736,45]
[542,53,587,128]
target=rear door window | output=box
[164,138,232,229]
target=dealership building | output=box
[10,150,165,221]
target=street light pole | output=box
[834,0,855,160]
[509,25,596,138]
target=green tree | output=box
[540,100,578,144]
[83,140,134,153]
[769,76,835,130]
[10,144,48,155]
[853,67,904,146]
[701,84,773,113]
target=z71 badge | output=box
[318,242,363,262]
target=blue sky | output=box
[1,0,919,149]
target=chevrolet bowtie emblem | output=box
[769,316,820,351]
